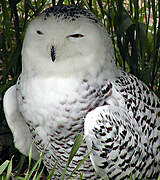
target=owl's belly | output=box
[16,76,103,178]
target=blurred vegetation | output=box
[0,0,160,178]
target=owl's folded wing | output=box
[84,105,151,179]
[3,85,39,160]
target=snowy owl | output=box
[3,4,160,179]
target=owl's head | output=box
[22,5,116,78]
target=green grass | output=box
[0,134,89,179]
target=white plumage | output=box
[3,5,160,179]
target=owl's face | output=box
[22,5,115,77]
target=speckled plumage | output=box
[3,5,160,179]
[43,5,99,24]
[85,71,160,179]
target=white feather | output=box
[3,85,39,160]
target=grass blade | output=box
[130,171,133,180]
[36,167,44,180]
[28,145,33,171]
[24,152,43,180]
[66,134,83,166]
[60,133,83,180]
[47,159,59,180]
[0,160,9,175]
[68,151,91,178]
[6,156,13,180]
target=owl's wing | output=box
[84,105,151,179]
[3,85,39,160]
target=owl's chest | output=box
[17,75,102,134]
[16,75,103,174]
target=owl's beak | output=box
[51,45,56,62]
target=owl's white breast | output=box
[16,71,108,138]
[16,67,118,176]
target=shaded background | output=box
[0,0,160,176]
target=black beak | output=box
[51,46,56,62]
